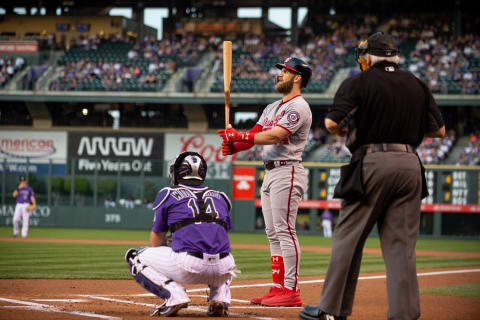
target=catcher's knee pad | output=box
[125,247,148,275]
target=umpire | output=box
[299,32,445,320]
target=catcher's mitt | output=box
[26,205,36,212]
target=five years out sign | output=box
[68,132,164,175]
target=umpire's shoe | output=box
[299,305,346,320]
[150,301,188,317]
[207,300,228,317]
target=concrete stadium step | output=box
[326,68,351,94]
[444,135,471,164]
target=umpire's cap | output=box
[364,32,399,57]
[275,57,312,88]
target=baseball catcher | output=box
[125,151,237,317]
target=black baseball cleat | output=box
[207,301,228,317]
[299,305,346,320]
[150,301,188,317]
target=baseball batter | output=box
[125,152,237,317]
[218,57,312,307]
[12,176,36,238]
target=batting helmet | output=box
[355,32,399,71]
[169,151,207,186]
[275,57,312,88]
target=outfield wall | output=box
[1,130,479,238]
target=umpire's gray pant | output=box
[319,152,422,320]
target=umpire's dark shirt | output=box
[327,61,444,153]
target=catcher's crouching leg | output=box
[125,248,190,314]
[125,248,171,299]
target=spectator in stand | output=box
[457,132,480,165]
[50,33,206,91]
[0,56,26,88]
[417,129,456,164]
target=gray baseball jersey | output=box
[257,95,312,161]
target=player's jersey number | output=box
[187,197,219,219]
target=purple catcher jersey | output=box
[152,185,232,254]
[16,187,34,204]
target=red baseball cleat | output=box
[250,286,283,304]
[261,287,302,307]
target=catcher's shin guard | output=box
[271,255,285,287]
[125,248,171,299]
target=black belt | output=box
[263,160,300,170]
[364,143,416,154]
[187,252,229,259]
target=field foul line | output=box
[11,269,473,320]
[100,268,480,297]
[0,297,120,320]
[32,299,87,303]
[80,294,275,320]
[78,295,155,307]
[189,294,251,304]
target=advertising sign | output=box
[233,167,256,200]
[0,131,67,174]
[164,133,237,180]
[0,42,38,53]
[68,131,164,175]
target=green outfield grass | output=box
[0,227,479,280]
[421,283,480,298]
[1,227,480,252]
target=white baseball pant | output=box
[137,246,236,307]
[261,162,307,290]
[322,220,332,238]
[13,203,30,238]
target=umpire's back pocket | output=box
[333,159,365,200]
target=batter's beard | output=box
[275,77,295,94]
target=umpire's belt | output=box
[187,252,229,259]
[364,143,416,154]
[264,160,300,170]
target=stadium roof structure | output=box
[2,0,475,14]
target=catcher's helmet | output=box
[275,57,312,88]
[169,151,207,186]
[355,32,399,71]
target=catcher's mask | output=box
[355,32,399,71]
[169,151,207,186]
[275,57,312,88]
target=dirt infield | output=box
[1,238,480,319]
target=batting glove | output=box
[221,141,237,156]
[217,127,254,143]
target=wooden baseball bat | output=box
[223,41,232,129]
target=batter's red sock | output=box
[271,255,284,288]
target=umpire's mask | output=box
[169,151,207,186]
